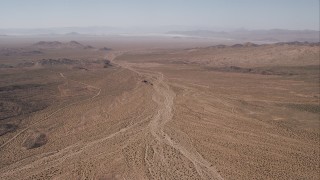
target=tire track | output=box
[0,72,101,150]
[110,52,223,180]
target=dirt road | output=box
[109,52,223,179]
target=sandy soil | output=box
[0,41,319,179]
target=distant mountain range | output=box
[0,26,122,36]
[166,29,320,42]
[0,27,318,43]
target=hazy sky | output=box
[0,0,319,30]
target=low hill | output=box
[32,41,87,49]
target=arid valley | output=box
[0,35,319,180]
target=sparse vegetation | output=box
[0,40,318,179]
[22,131,47,149]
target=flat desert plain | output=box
[0,39,319,180]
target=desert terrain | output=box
[0,38,319,180]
